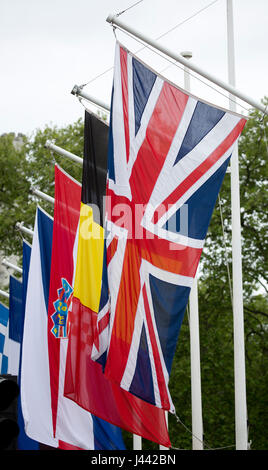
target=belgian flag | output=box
[72,111,108,315]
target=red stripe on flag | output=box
[58,440,83,450]
[106,236,118,265]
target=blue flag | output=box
[9,275,23,344]
[0,302,9,374]
[8,275,22,375]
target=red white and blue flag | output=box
[92,42,247,412]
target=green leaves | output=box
[0,118,85,263]
[0,133,31,257]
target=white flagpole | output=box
[189,276,203,450]
[31,187,55,205]
[71,85,110,112]
[226,0,248,450]
[2,259,22,275]
[133,434,142,450]
[106,14,267,116]
[181,51,204,451]
[16,222,34,238]
[45,141,83,165]
[0,289,9,300]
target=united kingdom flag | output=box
[92,42,247,412]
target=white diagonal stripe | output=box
[148,106,240,211]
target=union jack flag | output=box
[92,42,247,412]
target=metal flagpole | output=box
[31,187,55,205]
[0,289,9,300]
[133,434,142,450]
[16,222,34,238]
[71,88,111,115]
[2,259,22,275]
[45,141,83,165]
[106,13,267,116]
[71,85,110,112]
[181,51,204,451]
[226,0,248,450]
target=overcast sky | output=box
[1,0,267,139]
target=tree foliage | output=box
[0,119,85,265]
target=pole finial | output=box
[106,13,116,24]
[181,51,193,59]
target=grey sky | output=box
[1,0,267,138]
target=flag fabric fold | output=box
[47,163,125,450]
[92,41,247,412]
[64,111,171,448]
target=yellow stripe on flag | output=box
[73,202,104,312]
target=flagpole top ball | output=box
[71,85,80,96]
[106,13,116,24]
[181,51,192,59]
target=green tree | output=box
[0,133,33,258]
[0,119,85,300]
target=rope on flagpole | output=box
[155,0,220,41]
[77,0,221,90]
[171,412,236,450]
[115,0,144,18]
[173,412,212,450]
